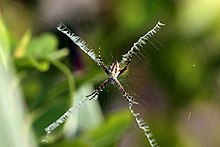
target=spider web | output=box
[122,17,220,145]
[4,0,220,147]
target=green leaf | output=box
[0,15,37,147]
[16,33,69,71]
[26,33,58,58]
[81,110,132,147]
[0,14,10,68]
[0,15,10,51]
[29,58,50,72]
[47,48,69,61]
[14,30,32,58]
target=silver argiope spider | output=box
[57,21,164,105]
[86,48,138,105]
[47,21,165,147]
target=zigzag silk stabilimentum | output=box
[44,21,165,147]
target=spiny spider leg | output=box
[114,78,138,105]
[86,79,109,100]
[119,57,131,76]
[86,89,98,99]
[98,47,109,75]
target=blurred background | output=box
[1,0,220,147]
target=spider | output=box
[86,48,138,105]
[57,21,164,105]
[54,21,165,147]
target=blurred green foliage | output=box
[0,1,133,147]
[1,0,220,147]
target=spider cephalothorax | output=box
[86,55,133,103]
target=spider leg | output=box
[98,47,109,75]
[86,89,99,98]
[86,79,109,100]
[114,78,138,105]
[119,57,131,76]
